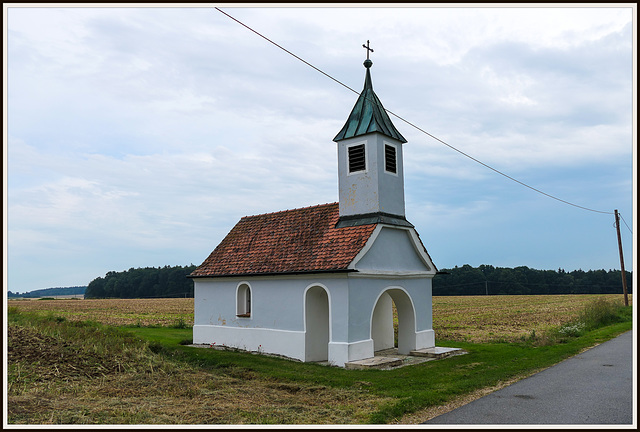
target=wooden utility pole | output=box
[614,209,629,306]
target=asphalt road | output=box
[425,330,634,425]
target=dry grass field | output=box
[7,294,631,425]
[7,294,629,342]
[432,294,630,342]
[7,298,194,327]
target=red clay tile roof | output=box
[190,203,378,278]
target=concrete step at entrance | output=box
[344,346,467,369]
[344,356,403,369]
[410,347,466,359]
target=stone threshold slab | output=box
[344,356,404,369]
[410,347,466,359]
[345,347,467,369]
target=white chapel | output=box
[190,50,438,367]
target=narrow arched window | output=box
[236,284,251,317]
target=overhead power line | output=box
[619,213,633,234]
[215,7,615,216]
[215,7,360,96]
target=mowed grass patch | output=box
[7,309,392,425]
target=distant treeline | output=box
[433,265,632,296]
[85,265,197,299]
[81,264,632,299]
[8,286,87,299]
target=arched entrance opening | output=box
[371,288,416,355]
[304,285,330,362]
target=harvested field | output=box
[431,294,630,343]
[8,294,630,343]
[7,298,194,327]
[8,294,623,343]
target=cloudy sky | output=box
[4,4,635,293]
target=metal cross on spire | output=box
[362,40,374,60]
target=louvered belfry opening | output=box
[385,144,397,173]
[348,144,366,173]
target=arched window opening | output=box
[237,284,251,317]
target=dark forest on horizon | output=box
[9,265,632,299]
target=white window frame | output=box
[346,141,368,175]
[383,141,399,176]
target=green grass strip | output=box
[127,317,631,423]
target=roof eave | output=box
[188,268,358,279]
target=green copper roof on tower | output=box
[333,47,407,143]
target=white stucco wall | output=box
[354,226,433,273]
[337,134,405,218]
[193,275,351,362]
[192,225,436,366]
[194,275,355,330]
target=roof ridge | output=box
[240,202,339,219]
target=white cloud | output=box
[5,5,633,292]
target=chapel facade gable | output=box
[350,225,436,275]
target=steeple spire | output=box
[333,43,407,143]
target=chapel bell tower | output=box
[333,42,412,228]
